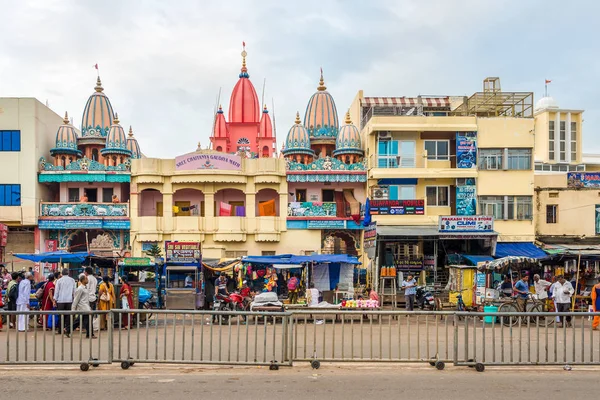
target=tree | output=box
[144,244,162,259]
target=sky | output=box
[1,0,600,157]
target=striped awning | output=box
[362,97,450,108]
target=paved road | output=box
[1,365,598,400]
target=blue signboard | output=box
[39,219,130,230]
[456,132,477,168]
[307,220,346,229]
[567,172,600,188]
[456,185,476,216]
[287,220,363,230]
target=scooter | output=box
[213,293,233,323]
[416,286,437,310]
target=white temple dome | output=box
[535,96,558,112]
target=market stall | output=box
[163,241,201,310]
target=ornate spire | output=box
[113,113,119,124]
[196,141,202,151]
[63,111,69,124]
[241,41,248,73]
[295,111,301,124]
[345,110,352,124]
[217,104,224,114]
[94,76,104,93]
[317,68,327,91]
[128,126,134,137]
[263,104,268,113]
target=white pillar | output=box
[554,112,561,162]
[566,112,572,163]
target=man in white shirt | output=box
[53,268,76,332]
[16,272,32,332]
[65,274,95,339]
[533,274,552,309]
[551,275,575,327]
[84,267,98,310]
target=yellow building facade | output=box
[129,152,315,259]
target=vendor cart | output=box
[165,265,199,310]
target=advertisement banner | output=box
[165,241,201,264]
[439,215,494,233]
[456,184,476,216]
[364,222,377,260]
[396,258,424,270]
[0,223,7,247]
[568,173,600,188]
[44,239,58,272]
[306,220,345,229]
[369,200,425,215]
[38,219,130,230]
[456,132,477,168]
[123,257,153,266]
[175,152,242,171]
[596,205,600,235]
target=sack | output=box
[100,288,110,302]
[121,297,130,310]
[35,284,45,300]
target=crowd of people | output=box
[1,265,136,335]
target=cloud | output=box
[1,0,599,156]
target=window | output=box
[426,186,449,206]
[91,148,99,161]
[535,162,585,172]
[548,121,555,161]
[225,250,248,258]
[389,185,416,200]
[237,137,250,152]
[295,189,307,202]
[546,205,558,224]
[559,121,566,161]
[262,251,276,256]
[506,149,531,170]
[0,184,21,206]
[322,189,335,202]
[68,188,79,202]
[102,188,114,203]
[507,196,533,220]
[479,149,503,170]
[424,140,449,160]
[571,122,577,161]
[0,131,21,151]
[377,140,415,168]
[479,196,504,219]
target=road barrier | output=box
[1,309,600,372]
[0,310,112,371]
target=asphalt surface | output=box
[2,365,599,400]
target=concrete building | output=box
[349,77,542,287]
[0,98,63,269]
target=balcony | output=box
[213,217,247,242]
[38,202,130,230]
[368,153,478,179]
[287,202,337,218]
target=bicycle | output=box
[497,294,555,327]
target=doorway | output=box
[86,188,98,202]
[295,189,307,202]
[322,189,335,202]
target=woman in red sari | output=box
[41,274,56,329]
[119,276,134,329]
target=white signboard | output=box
[439,215,494,233]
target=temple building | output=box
[210,45,276,157]
[283,72,367,257]
[37,77,142,267]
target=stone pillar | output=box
[204,190,215,232]
[163,179,174,233]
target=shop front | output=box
[163,241,201,310]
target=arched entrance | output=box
[321,230,360,256]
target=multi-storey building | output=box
[0,98,63,270]
[36,77,142,272]
[349,77,544,285]
[282,72,366,257]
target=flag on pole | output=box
[242,41,245,48]
[545,79,551,84]
[94,63,98,70]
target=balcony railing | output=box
[287,202,337,217]
[40,202,129,217]
[369,153,431,169]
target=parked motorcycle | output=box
[213,293,233,323]
[415,286,437,310]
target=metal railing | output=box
[2,309,600,372]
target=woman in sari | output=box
[119,276,134,329]
[40,274,55,329]
[98,276,116,330]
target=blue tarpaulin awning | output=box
[13,251,93,263]
[242,254,361,265]
[494,243,547,259]
[462,254,494,265]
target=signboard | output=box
[568,172,600,188]
[456,132,477,168]
[369,200,424,215]
[364,222,377,259]
[596,205,600,235]
[165,241,201,264]
[456,184,476,216]
[439,216,494,233]
[38,219,130,230]
[475,272,487,305]
[44,239,58,272]
[396,258,424,270]
[306,220,345,229]
[175,152,242,171]
[123,257,153,266]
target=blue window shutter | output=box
[378,141,388,155]
[11,185,21,206]
[389,185,399,200]
[391,140,399,155]
[11,131,20,151]
[0,185,7,206]
[1,131,10,151]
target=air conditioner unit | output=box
[371,186,389,200]
[378,131,391,140]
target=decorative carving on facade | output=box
[39,156,131,172]
[90,233,114,249]
[287,202,337,217]
[286,156,366,172]
[40,203,129,217]
[287,174,367,183]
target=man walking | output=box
[551,275,574,327]
[84,267,98,310]
[16,272,33,332]
[66,274,95,338]
[402,274,417,312]
[533,274,552,311]
[591,281,600,330]
[514,275,530,312]
[6,272,20,329]
[53,269,76,332]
